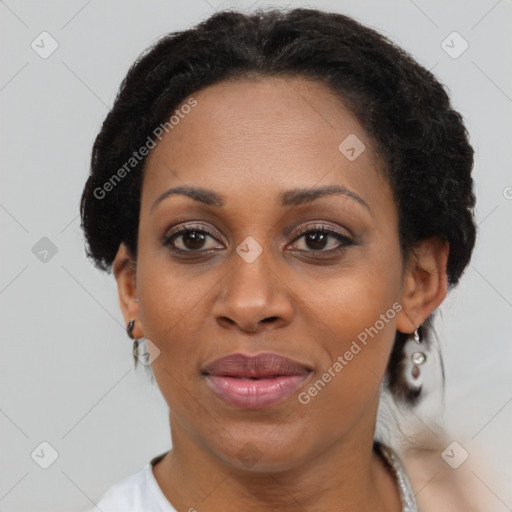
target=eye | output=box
[162,222,356,257]
[287,223,355,254]
[162,223,224,252]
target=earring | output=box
[126,319,136,339]
[127,319,141,368]
[410,325,427,380]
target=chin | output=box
[212,429,311,473]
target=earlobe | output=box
[396,237,449,334]
[113,243,142,336]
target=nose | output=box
[212,247,294,333]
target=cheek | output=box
[306,286,398,399]
[134,241,215,375]
[299,232,403,347]
[299,241,403,403]
[293,287,400,449]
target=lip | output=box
[202,353,312,409]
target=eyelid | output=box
[290,222,355,243]
[162,222,223,245]
[164,221,219,238]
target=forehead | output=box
[141,76,389,210]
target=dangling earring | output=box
[126,318,141,367]
[410,325,427,380]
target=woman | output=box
[81,7,488,511]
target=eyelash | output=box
[290,223,355,254]
[162,222,356,257]
[162,223,220,253]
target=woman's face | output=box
[119,76,417,471]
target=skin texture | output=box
[113,76,449,511]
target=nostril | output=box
[261,316,278,323]
[219,317,236,326]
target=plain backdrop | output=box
[1,0,511,510]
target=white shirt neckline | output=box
[146,451,176,510]
[92,443,416,511]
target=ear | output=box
[113,243,144,338]
[396,236,449,334]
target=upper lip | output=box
[202,352,312,378]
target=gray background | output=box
[1,0,511,510]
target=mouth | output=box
[202,352,312,409]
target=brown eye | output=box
[288,224,355,254]
[177,230,208,250]
[162,224,223,252]
[302,231,330,250]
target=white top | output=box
[88,452,176,512]
[88,443,417,512]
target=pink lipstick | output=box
[202,353,312,409]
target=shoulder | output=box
[87,461,175,512]
[86,451,175,512]
[399,443,496,512]
[87,466,147,512]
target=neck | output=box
[153,408,402,512]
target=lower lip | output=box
[205,373,310,409]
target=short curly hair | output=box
[80,7,476,406]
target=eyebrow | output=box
[151,184,370,212]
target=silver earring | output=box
[410,326,426,380]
